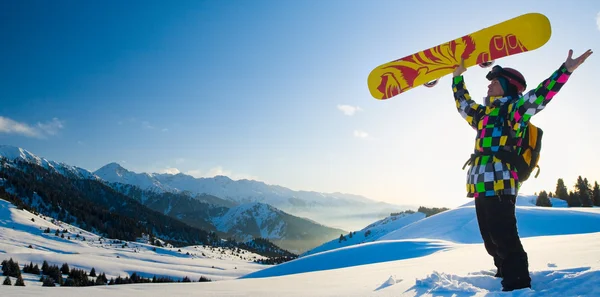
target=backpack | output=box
[463,100,543,182]
[495,100,543,182]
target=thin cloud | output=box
[354,130,369,138]
[123,118,167,132]
[597,12,600,31]
[0,116,64,138]
[160,167,181,174]
[37,118,64,135]
[337,104,362,116]
[141,121,154,130]
[185,166,258,180]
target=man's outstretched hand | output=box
[565,49,593,72]
[453,58,467,77]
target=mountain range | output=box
[93,162,409,231]
[0,145,408,252]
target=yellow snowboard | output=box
[367,13,551,100]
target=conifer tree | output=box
[15,274,25,286]
[61,263,70,275]
[536,191,552,207]
[2,276,10,285]
[555,178,569,201]
[576,176,593,207]
[592,181,600,207]
[41,260,49,274]
[568,191,582,207]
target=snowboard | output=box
[367,13,552,100]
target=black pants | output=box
[475,195,531,290]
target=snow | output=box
[0,198,267,284]
[94,162,172,193]
[0,145,99,180]
[302,212,426,256]
[2,194,600,296]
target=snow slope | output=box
[2,196,600,296]
[380,196,600,244]
[301,211,426,257]
[0,198,267,283]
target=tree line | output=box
[391,206,450,218]
[535,176,600,207]
[1,257,211,287]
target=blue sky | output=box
[1,0,599,208]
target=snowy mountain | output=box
[105,182,345,253]
[0,145,98,180]
[93,162,169,193]
[0,145,344,253]
[93,162,409,231]
[2,195,600,296]
[210,202,345,253]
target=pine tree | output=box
[555,178,569,201]
[576,176,593,207]
[41,260,49,274]
[32,264,40,275]
[15,274,25,286]
[3,276,10,285]
[90,267,96,277]
[61,263,70,275]
[568,191,582,207]
[536,191,552,207]
[592,181,600,207]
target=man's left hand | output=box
[565,49,593,72]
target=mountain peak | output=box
[0,145,41,164]
[94,162,129,177]
[0,145,98,180]
[214,175,233,182]
[102,162,126,170]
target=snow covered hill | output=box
[379,195,600,244]
[2,194,600,296]
[304,195,599,257]
[301,211,426,257]
[0,198,267,283]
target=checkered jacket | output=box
[453,63,572,198]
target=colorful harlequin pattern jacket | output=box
[453,63,572,198]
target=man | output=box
[451,49,592,291]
